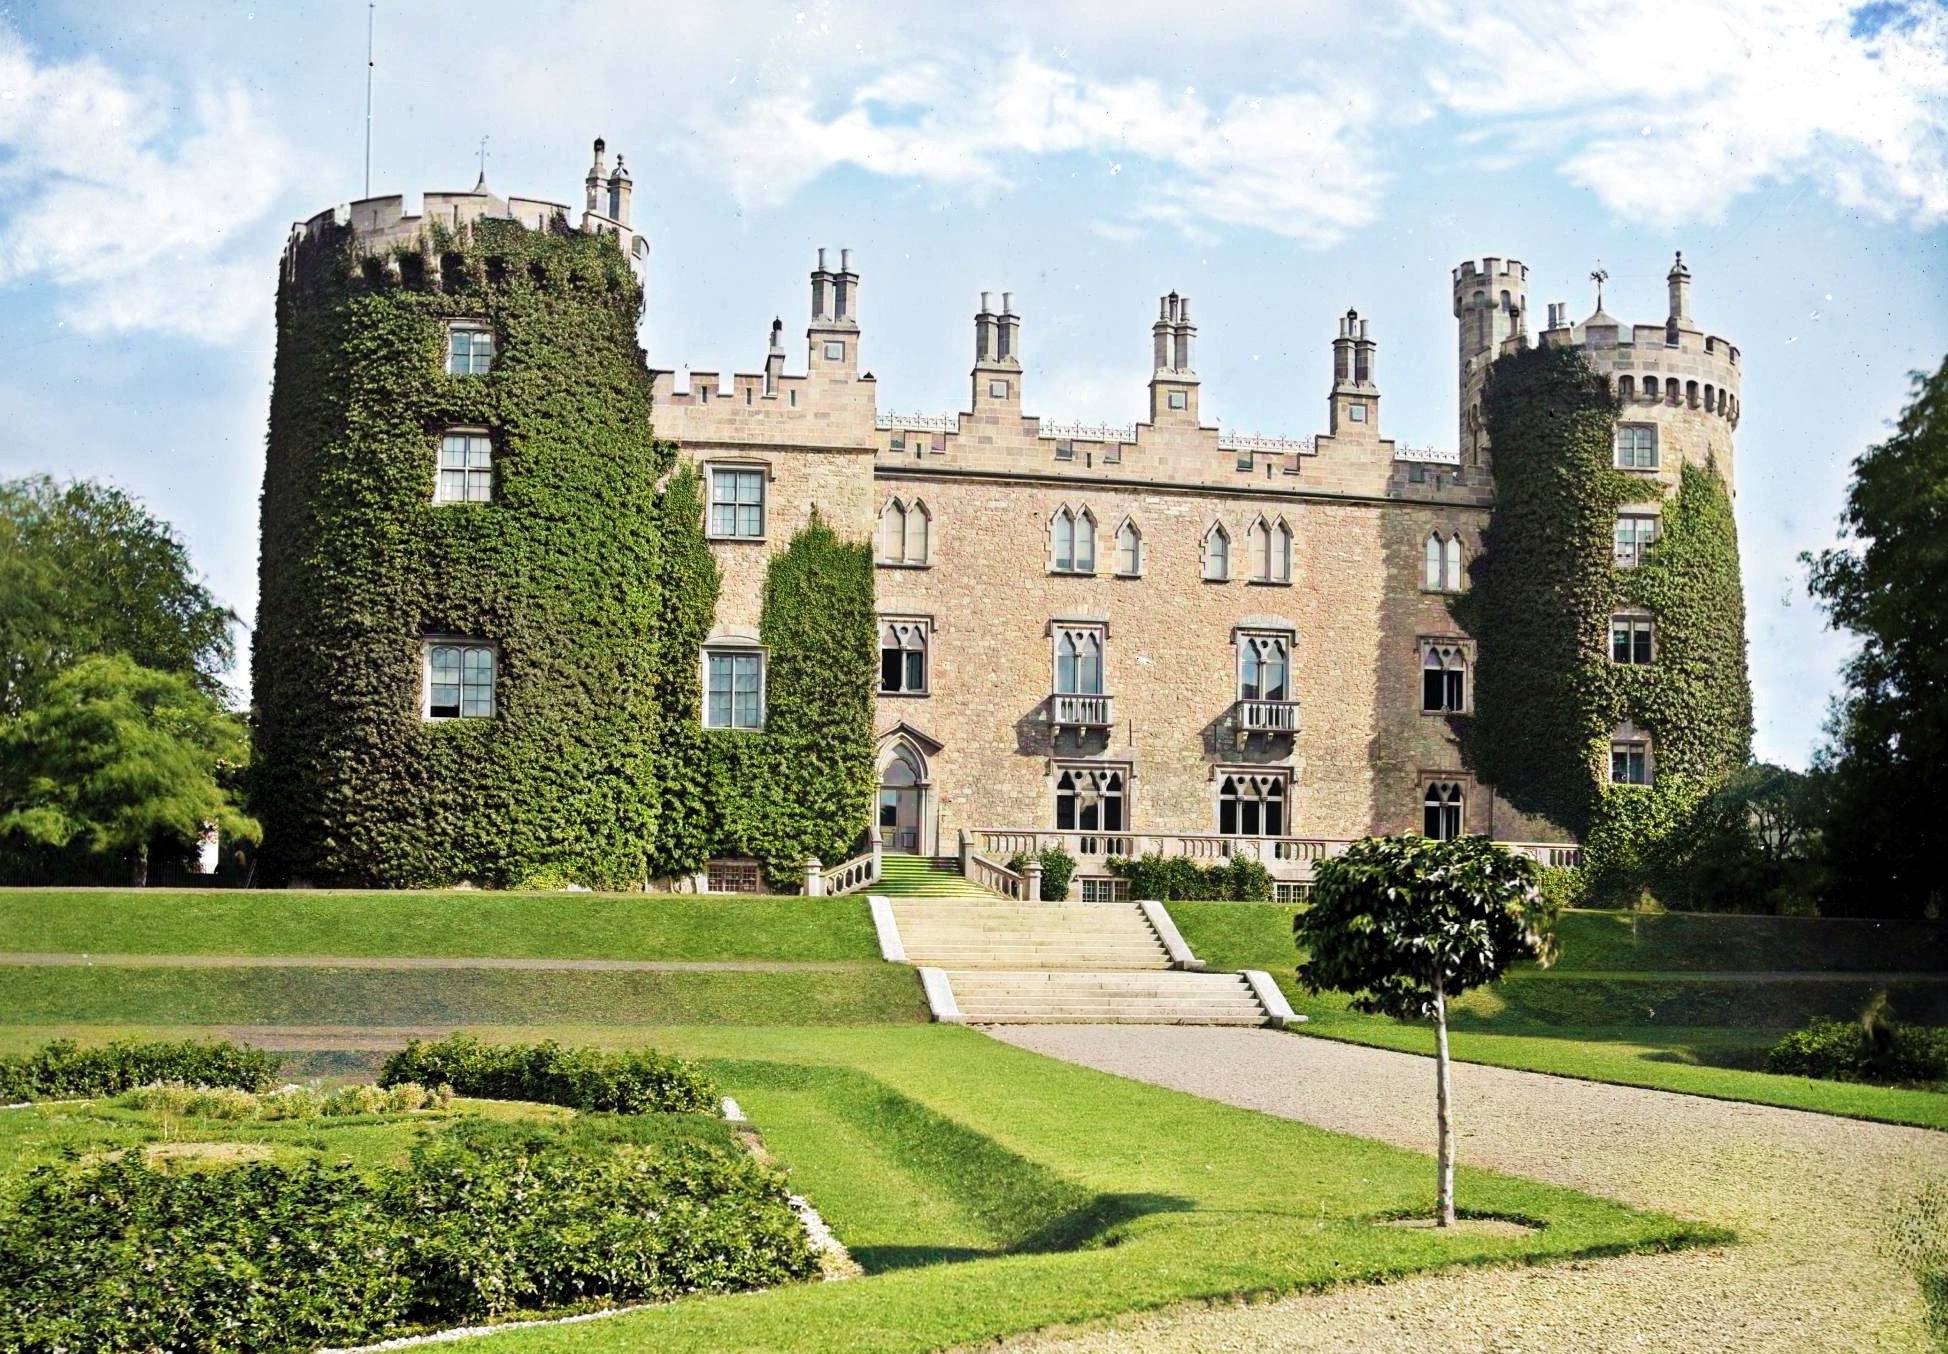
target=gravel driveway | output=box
[986,1025,1948,1352]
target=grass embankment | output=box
[0,890,880,961]
[1169,903,1948,1131]
[481,1025,1717,1353]
[0,890,927,1027]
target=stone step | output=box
[959,1011,1270,1026]
[947,972,1250,991]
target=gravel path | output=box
[986,1025,1948,1352]
[0,952,862,972]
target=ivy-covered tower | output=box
[1458,253,1753,892]
[255,143,670,888]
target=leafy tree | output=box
[1804,356,1948,919]
[0,476,237,716]
[0,655,259,885]
[1295,835,1551,1226]
[1652,763,1824,914]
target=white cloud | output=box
[0,32,296,342]
[1408,0,1948,227]
[683,51,1388,246]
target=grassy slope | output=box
[0,965,927,1027]
[0,890,880,961]
[1168,902,1948,1132]
[468,1025,1717,1354]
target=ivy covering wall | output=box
[255,218,669,888]
[1458,343,1752,899]
[645,463,721,883]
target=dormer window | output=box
[445,324,494,376]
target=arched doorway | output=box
[878,742,929,855]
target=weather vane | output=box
[1590,267,1609,312]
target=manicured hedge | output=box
[1766,1016,1948,1086]
[1108,852,1273,901]
[0,1119,816,1352]
[380,1034,717,1114]
[0,1038,279,1103]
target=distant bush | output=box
[380,1035,717,1114]
[1766,1015,1948,1086]
[118,1081,451,1121]
[1008,845,1078,900]
[0,1119,816,1351]
[1107,852,1274,901]
[0,1038,279,1103]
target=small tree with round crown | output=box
[1295,834,1553,1226]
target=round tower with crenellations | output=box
[1536,251,1741,496]
[1451,257,1529,467]
[255,140,668,888]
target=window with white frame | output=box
[1078,876,1130,903]
[445,324,495,376]
[1423,782,1463,840]
[1218,770,1287,837]
[1423,533,1464,591]
[1053,625,1105,695]
[1238,631,1291,703]
[1114,519,1143,576]
[1051,507,1096,574]
[877,497,930,565]
[1249,517,1293,583]
[878,619,928,695]
[1274,881,1314,904]
[1055,764,1126,831]
[1615,424,1658,470]
[436,432,493,503]
[1614,513,1659,566]
[1611,612,1654,664]
[707,466,766,539]
[1202,523,1231,581]
[1611,736,1653,785]
[1421,641,1469,713]
[424,641,495,720]
[703,647,765,729]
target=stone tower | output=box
[1451,257,1529,466]
[255,142,668,888]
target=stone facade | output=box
[651,238,1734,889]
[289,143,1741,892]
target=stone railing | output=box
[875,411,958,432]
[1394,444,1462,465]
[1040,419,1136,444]
[825,849,880,895]
[1236,698,1301,733]
[1052,693,1115,729]
[1218,430,1316,456]
[969,829,1583,882]
[962,837,1036,900]
[1502,841,1585,870]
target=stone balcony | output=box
[1235,698,1301,735]
[1051,692,1115,732]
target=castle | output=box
[255,140,1745,895]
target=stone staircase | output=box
[875,854,1000,899]
[880,896,1291,1027]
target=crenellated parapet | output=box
[281,137,647,292]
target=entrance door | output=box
[879,745,924,853]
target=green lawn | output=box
[1168,901,1948,1131]
[0,889,880,962]
[469,1025,1719,1353]
[0,963,927,1028]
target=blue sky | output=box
[2,0,1943,766]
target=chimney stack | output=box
[811,247,832,322]
[765,316,784,396]
[976,291,996,362]
[606,154,632,226]
[1353,315,1376,386]
[585,138,606,215]
[1173,294,1195,372]
[998,291,1019,361]
[1667,250,1692,326]
[1333,311,1355,385]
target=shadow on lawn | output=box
[851,1193,1194,1273]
